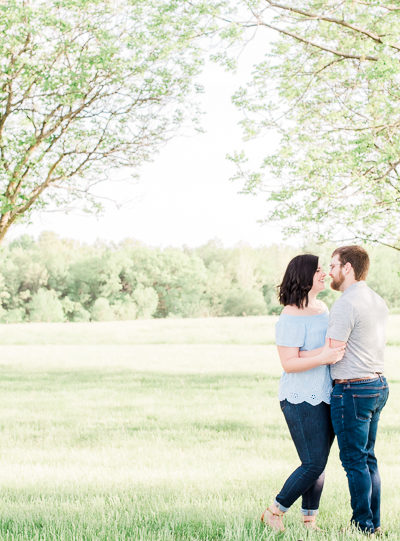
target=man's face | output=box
[329,254,345,291]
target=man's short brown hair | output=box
[332,245,370,281]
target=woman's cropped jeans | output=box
[275,400,334,515]
[331,376,389,534]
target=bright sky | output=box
[9,33,286,248]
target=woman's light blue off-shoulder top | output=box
[275,312,332,405]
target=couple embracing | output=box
[261,245,389,535]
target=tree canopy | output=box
[0,0,209,242]
[222,0,400,250]
[1,233,399,323]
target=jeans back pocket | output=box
[352,393,380,421]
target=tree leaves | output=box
[221,0,400,249]
[0,0,210,242]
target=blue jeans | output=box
[275,400,334,514]
[331,376,389,534]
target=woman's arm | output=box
[299,338,346,358]
[278,340,345,373]
[299,347,323,358]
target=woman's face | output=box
[311,265,326,294]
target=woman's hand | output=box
[320,341,345,365]
[278,341,345,373]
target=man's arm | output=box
[326,300,355,345]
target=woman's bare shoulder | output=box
[282,301,328,316]
[282,305,302,315]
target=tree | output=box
[91,297,114,321]
[133,284,158,319]
[112,299,138,321]
[61,296,90,322]
[223,287,267,316]
[223,0,400,250]
[0,235,48,312]
[0,0,209,242]
[29,288,64,322]
[154,249,208,317]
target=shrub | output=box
[268,304,283,315]
[112,300,137,320]
[223,288,267,317]
[1,308,26,323]
[91,297,115,321]
[133,285,158,319]
[62,296,90,322]
[29,289,64,322]
[71,304,91,322]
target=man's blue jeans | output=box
[331,376,389,534]
[275,400,334,514]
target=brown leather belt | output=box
[334,374,381,384]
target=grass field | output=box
[0,316,398,540]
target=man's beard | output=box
[331,270,345,291]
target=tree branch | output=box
[9,85,105,184]
[373,160,400,183]
[265,0,400,51]
[353,2,400,13]
[9,154,66,222]
[256,20,378,61]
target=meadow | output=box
[0,316,398,541]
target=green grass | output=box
[1,315,398,345]
[0,317,398,540]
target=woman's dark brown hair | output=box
[278,254,319,308]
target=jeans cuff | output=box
[274,499,289,513]
[301,508,318,516]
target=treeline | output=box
[0,233,399,323]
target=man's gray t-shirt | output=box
[327,281,388,379]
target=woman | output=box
[261,254,345,532]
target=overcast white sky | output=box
[9,33,287,248]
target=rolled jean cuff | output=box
[301,508,318,516]
[274,499,288,513]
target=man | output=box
[327,245,389,535]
